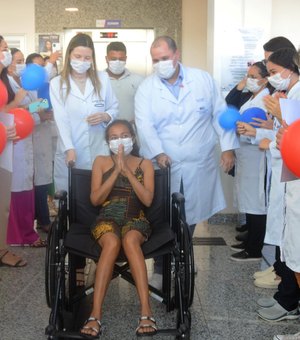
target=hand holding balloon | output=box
[0,122,7,154]
[236,121,256,137]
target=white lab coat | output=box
[50,71,118,192]
[234,88,269,214]
[107,68,144,121]
[135,64,240,225]
[8,76,37,192]
[265,81,300,246]
[280,80,300,271]
[281,179,300,272]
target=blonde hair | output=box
[60,33,101,100]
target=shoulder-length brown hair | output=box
[60,33,101,100]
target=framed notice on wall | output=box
[38,34,60,58]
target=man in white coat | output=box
[135,36,239,286]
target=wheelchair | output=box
[45,165,195,339]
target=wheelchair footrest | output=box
[157,328,181,336]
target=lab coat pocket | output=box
[196,97,212,117]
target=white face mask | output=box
[153,59,177,79]
[267,71,291,91]
[245,78,262,93]
[14,63,26,77]
[108,60,126,75]
[70,59,91,74]
[0,50,12,67]
[109,137,133,156]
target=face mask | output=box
[0,50,12,67]
[245,78,262,93]
[70,59,91,74]
[267,71,291,91]
[108,60,126,75]
[109,137,133,156]
[14,63,26,77]
[153,59,176,79]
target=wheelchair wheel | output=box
[181,221,195,308]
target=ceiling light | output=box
[65,7,79,12]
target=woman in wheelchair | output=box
[81,119,157,337]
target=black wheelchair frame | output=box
[45,166,194,339]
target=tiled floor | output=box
[0,222,299,340]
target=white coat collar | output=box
[60,76,95,100]
[153,63,191,104]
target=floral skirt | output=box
[91,197,151,241]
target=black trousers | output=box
[35,184,51,226]
[244,213,266,257]
[273,246,300,311]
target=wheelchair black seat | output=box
[65,167,175,260]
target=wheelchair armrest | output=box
[172,192,185,204]
[54,190,67,201]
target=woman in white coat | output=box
[50,33,118,192]
[249,48,300,323]
[227,61,271,261]
[1,48,45,246]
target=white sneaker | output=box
[273,332,300,340]
[253,265,274,279]
[257,302,300,322]
[148,273,162,290]
[257,297,277,308]
[254,271,281,289]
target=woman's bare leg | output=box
[122,230,155,334]
[81,232,121,336]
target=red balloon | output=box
[9,108,34,140]
[0,80,8,110]
[0,122,7,154]
[280,119,300,178]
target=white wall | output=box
[182,0,207,69]
[0,0,35,56]
[271,0,300,50]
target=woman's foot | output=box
[136,316,157,337]
[29,238,47,248]
[0,250,27,267]
[80,316,101,337]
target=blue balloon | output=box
[37,82,52,109]
[21,64,47,91]
[219,107,240,130]
[240,107,267,124]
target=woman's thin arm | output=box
[90,157,119,206]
